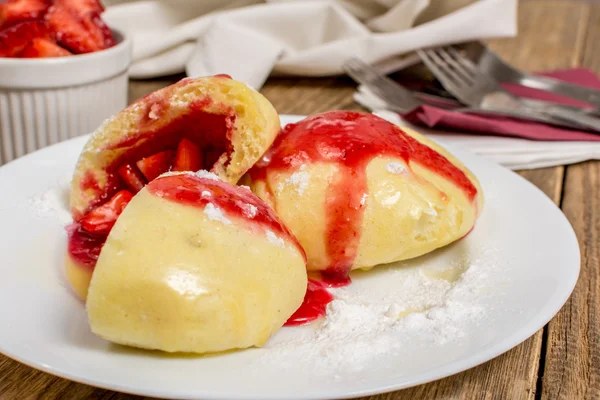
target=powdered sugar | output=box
[386,161,407,174]
[254,245,504,375]
[160,170,221,181]
[194,170,220,181]
[201,191,212,199]
[265,230,285,247]
[244,204,258,218]
[203,203,231,225]
[278,169,310,196]
[27,183,71,224]
[360,193,368,206]
[148,103,162,120]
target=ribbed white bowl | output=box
[0,29,132,165]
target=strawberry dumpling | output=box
[245,111,484,284]
[85,171,307,354]
[66,75,281,300]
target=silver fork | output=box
[464,41,600,110]
[343,58,591,131]
[417,46,600,132]
[343,58,421,113]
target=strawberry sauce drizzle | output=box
[66,223,106,269]
[69,76,243,276]
[284,279,333,326]
[250,111,478,283]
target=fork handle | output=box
[455,107,598,132]
[534,106,600,132]
[518,75,600,109]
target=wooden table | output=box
[1,0,598,398]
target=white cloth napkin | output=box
[357,88,600,170]
[103,0,517,88]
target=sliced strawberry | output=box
[88,11,114,48]
[45,2,114,54]
[136,150,175,182]
[173,139,203,172]
[0,20,51,57]
[118,164,147,193]
[80,190,133,234]
[0,0,50,30]
[19,37,72,58]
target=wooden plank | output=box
[539,3,600,397]
[541,161,600,399]
[128,75,185,104]
[0,356,110,399]
[581,0,600,73]
[486,0,589,72]
[260,76,363,115]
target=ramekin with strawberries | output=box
[0,0,132,165]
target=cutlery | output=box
[464,41,600,109]
[343,58,592,131]
[417,46,600,132]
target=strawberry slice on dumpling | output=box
[80,190,133,234]
[118,164,147,194]
[173,139,203,172]
[136,150,175,181]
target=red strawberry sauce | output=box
[66,223,107,269]
[250,111,478,324]
[285,279,333,326]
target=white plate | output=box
[0,115,579,399]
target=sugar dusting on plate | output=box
[27,179,72,225]
[255,245,504,376]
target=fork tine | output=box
[417,49,464,93]
[344,58,377,82]
[343,58,421,111]
[434,48,474,84]
[446,46,479,75]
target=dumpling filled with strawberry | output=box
[66,75,282,300]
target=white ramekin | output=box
[0,29,132,165]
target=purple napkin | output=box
[402,68,600,141]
